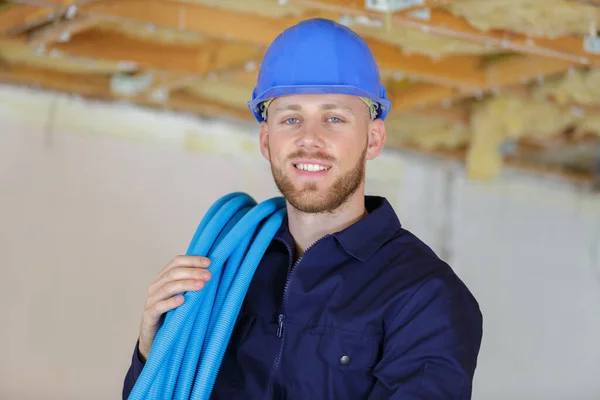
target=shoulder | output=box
[377,227,483,327]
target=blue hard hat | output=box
[248,18,392,123]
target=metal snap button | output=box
[339,355,350,365]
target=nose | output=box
[295,120,325,149]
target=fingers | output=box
[149,255,211,293]
[146,276,208,310]
[139,255,213,354]
[144,292,185,324]
[164,255,211,275]
[164,263,212,283]
[149,265,211,297]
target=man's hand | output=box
[138,255,212,361]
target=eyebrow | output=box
[321,103,352,111]
[274,104,302,113]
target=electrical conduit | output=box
[128,192,286,399]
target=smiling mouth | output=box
[293,163,331,172]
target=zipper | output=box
[276,248,301,338]
[263,234,330,399]
[276,314,285,338]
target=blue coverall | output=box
[123,196,483,399]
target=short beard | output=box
[269,142,367,214]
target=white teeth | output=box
[295,163,328,171]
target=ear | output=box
[259,121,270,161]
[365,118,386,160]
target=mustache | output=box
[287,150,336,163]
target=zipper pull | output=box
[277,314,284,338]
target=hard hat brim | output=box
[248,84,392,123]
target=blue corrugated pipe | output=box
[128,192,286,399]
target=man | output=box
[123,18,483,399]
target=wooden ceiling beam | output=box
[389,9,600,65]
[9,0,87,6]
[80,0,296,47]
[367,39,485,89]
[292,0,600,65]
[47,29,214,73]
[291,0,452,14]
[1,31,261,101]
[138,60,259,98]
[43,28,262,96]
[41,28,262,76]
[70,0,577,109]
[3,0,88,35]
[483,54,576,88]
[169,90,253,122]
[0,4,54,35]
[8,0,93,9]
[0,61,253,121]
[388,82,466,111]
[29,0,82,5]
[76,0,487,89]
[0,61,111,96]
[28,14,100,47]
[386,54,576,112]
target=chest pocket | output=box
[285,327,382,399]
[318,331,381,372]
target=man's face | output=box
[259,94,386,214]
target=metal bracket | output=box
[498,138,519,156]
[584,35,600,55]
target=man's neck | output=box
[286,192,368,258]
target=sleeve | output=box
[368,271,483,399]
[122,339,146,400]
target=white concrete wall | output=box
[1,84,599,400]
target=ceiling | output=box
[1,0,599,188]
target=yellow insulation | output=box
[466,108,505,180]
[464,91,600,179]
[386,93,581,153]
[532,68,600,107]
[186,78,252,109]
[446,0,600,39]
[384,91,598,180]
[385,114,472,150]
[573,114,600,138]
[529,68,600,137]
[354,24,496,59]
[476,94,577,139]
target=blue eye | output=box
[284,118,300,124]
[328,117,343,123]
